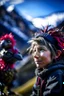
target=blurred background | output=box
[0,0,64,96]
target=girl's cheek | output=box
[40,51,47,57]
[40,51,44,56]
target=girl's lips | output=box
[35,61,42,64]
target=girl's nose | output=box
[34,55,39,59]
[33,49,39,59]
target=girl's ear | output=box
[55,50,62,59]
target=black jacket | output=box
[31,60,64,96]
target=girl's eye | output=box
[32,49,36,53]
[39,48,45,51]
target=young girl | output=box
[28,26,64,96]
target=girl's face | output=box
[32,42,52,68]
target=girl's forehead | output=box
[32,41,46,48]
[32,41,40,47]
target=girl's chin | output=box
[36,62,48,68]
[36,64,44,68]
